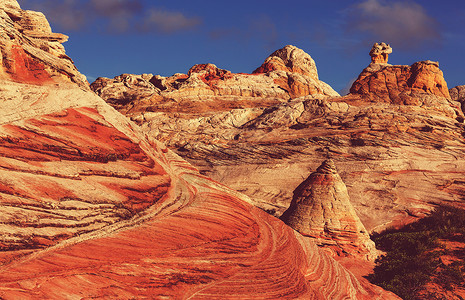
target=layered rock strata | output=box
[0,1,399,298]
[91,45,339,115]
[281,160,377,260]
[350,60,450,104]
[450,85,465,114]
[0,0,87,87]
[95,41,465,238]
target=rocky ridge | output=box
[0,1,397,298]
[91,45,339,115]
[281,159,378,261]
[95,40,465,246]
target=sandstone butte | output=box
[0,1,400,299]
[94,35,465,271]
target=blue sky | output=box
[18,0,465,94]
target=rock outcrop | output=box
[0,0,88,87]
[350,44,450,105]
[95,41,465,241]
[281,160,377,261]
[450,85,465,114]
[0,2,399,298]
[369,42,392,64]
[90,45,339,115]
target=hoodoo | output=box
[350,43,450,104]
[281,160,378,261]
[369,42,392,64]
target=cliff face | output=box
[350,60,450,105]
[0,1,398,298]
[0,0,87,87]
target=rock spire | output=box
[350,43,451,104]
[280,159,377,261]
[369,42,392,64]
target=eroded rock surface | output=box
[450,85,465,114]
[90,45,339,115]
[0,1,399,299]
[369,42,392,64]
[281,160,377,261]
[350,60,450,105]
[96,40,465,240]
[0,1,87,87]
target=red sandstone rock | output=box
[0,1,88,87]
[90,45,339,113]
[281,159,378,261]
[350,45,450,104]
[0,1,399,298]
[0,82,399,298]
[350,60,450,104]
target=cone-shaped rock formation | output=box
[281,159,378,261]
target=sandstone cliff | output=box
[0,1,397,298]
[281,160,378,261]
[350,60,450,105]
[0,0,87,87]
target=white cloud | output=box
[347,0,442,49]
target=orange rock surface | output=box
[0,1,399,298]
[0,1,88,87]
[0,82,396,299]
[91,45,340,115]
[350,60,450,104]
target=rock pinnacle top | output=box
[316,159,338,174]
[369,42,392,64]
